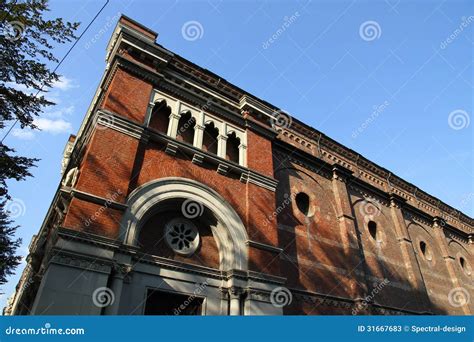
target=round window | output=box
[164,218,200,256]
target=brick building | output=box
[5,16,473,315]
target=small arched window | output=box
[295,192,310,216]
[459,256,471,276]
[202,122,219,155]
[419,241,433,261]
[226,132,240,164]
[368,221,378,241]
[149,100,170,134]
[176,112,196,145]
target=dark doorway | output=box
[144,289,204,315]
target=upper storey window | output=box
[202,122,219,155]
[149,100,170,134]
[148,91,247,167]
[176,111,196,145]
[226,132,240,164]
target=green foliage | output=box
[0,200,22,287]
[0,0,79,287]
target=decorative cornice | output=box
[49,249,113,274]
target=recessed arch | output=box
[120,177,249,271]
[149,100,171,134]
[202,121,219,154]
[176,111,196,145]
[226,131,240,163]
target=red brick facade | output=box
[7,16,472,316]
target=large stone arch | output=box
[120,177,249,271]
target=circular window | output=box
[368,221,378,241]
[459,256,472,276]
[164,218,200,256]
[419,241,433,261]
[295,192,311,216]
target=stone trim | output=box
[61,188,128,211]
[290,288,423,315]
[96,110,144,139]
[49,249,113,274]
[121,177,250,271]
[91,109,279,192]
[246,240,283,254]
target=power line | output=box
[1,0,110,143]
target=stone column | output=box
[238,144,247,167]
[229,287,241,315]
[103,263,131,315]
[217,135,228,159]
[432,217,471,315]
[167,113,181,139]
[193,124,205,149]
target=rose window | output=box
[164,218,200,256]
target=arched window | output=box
[202,122,219,155]
[176,112,196,145]
[226,132,240,163]
[368,221,378,241]
[295,192,310,216]
[419,240,433,261]
[149,100,170,134]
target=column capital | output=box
[229,286,243,298]
[113,263,132,279]
[332,164,353,182]
[389,193,406,208]
[433,216,446,229]
[194,124,205,131]
[169,113,181,119]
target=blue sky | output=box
[1,0,473,309]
